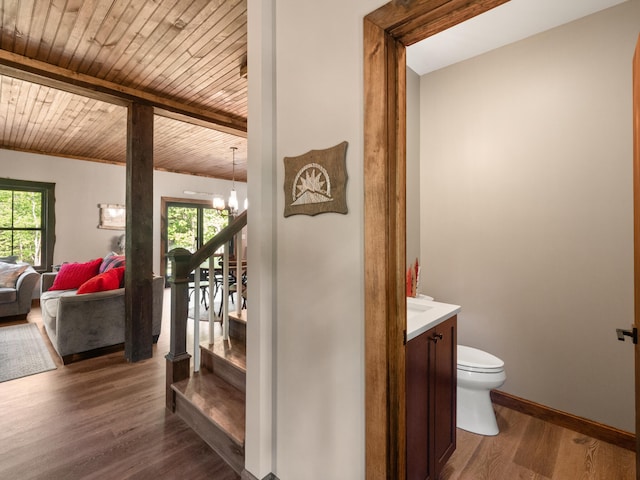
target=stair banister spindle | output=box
[235,229,243,316]
[193,266,201,373]
[222,242,230,340]
[208,255,216,342]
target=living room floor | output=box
[0,288,238,480]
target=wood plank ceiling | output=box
[0,0,247,181]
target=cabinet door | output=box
[432,316,457,478]
[406,331,432,480]
[406,315,457,480]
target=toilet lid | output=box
[458,345,504,373]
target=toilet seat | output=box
[457,345,504,374]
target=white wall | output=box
[0,149,245,275]
[419,1,638,432]
[270,0,386,478]
[245,0,276,477]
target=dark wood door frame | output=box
[363,1,509,478]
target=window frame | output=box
[160,196,230,282]
[0,178,55,272]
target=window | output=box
[0,179,55,271]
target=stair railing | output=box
[165,210,247,411]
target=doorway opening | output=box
[160,197,229,282]
[363,1,510,477]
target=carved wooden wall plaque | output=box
[283,141,348,217]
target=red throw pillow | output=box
[77,266,125,294]
[49,258,103,291]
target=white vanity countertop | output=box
[406,296,461,341]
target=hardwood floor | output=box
[0,292,636,479]
[442,404,635,480]
[0,293,238,480]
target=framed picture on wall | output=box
[98,204,125,230]
[283,141,349,217]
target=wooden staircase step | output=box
[228,309,247,323]
[202,333,246,371]
[228,309,246,342]
[201,334,246,393]
[171,371,245,473]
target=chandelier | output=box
[227,146,239,215]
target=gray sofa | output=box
[0,265,40,319]
[40,273,164,364]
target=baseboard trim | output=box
[241,470,278,480]
[490,390,635,451]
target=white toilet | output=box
[457,345,506,436]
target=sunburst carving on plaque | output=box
[283,141,348,217]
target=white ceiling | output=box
[406,0,629,76]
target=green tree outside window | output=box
[0,179,55,271]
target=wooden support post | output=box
[125,102,154,362]
[166,248,192,411]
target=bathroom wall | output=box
[419,0,638,432]
[406,67,422,272]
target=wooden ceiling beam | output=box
[0,49,247,138]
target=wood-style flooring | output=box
[0,293,238,480]
[443,405,635,479]
[0,292,636,479]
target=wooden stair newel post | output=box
[166,248,192,411]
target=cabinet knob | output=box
[430,333,443,343]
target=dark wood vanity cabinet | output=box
[406,315,457,480]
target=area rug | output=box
[0,323,56,382]
[188,293,231,321]
[188,301,223,321]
